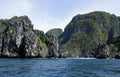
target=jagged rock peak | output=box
[0,15,60,58]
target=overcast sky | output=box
[0,0,120,32]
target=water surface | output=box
[0,58,120,77]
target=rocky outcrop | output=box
[46,34,59,57]
[45,28,64,57]
[81,49,93,58]
[0,16,59,58]
[114,53,120,59]
[59,11,120,58]
[94,44,110,59]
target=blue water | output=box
[0,58,120,77]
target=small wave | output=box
[66,57,96,59]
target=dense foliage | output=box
[46,28,63,38]
[59,11,120,57]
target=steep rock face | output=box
[45,28,63,57]
[111,35,120,59]
[0,16,57,58]
[33,30,49,57]
[46,34,59,57]
[106,27,114,45]
[59,11,120,58]
[94,44,110,58]
[0,16,39,57]
[34,30,60,57]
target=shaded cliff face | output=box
[60,11,120,57]
[0,16,59,58]
[34,30,59,57]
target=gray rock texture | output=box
[0,16,59,58]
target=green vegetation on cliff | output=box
[9,28,14,34]
[0,19,9,26]
[46,28,63,44]
[46,28,63,38]
[59,11,120,57]
[37,35,47,47]
[0,31,3,35]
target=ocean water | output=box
[0,58,120,77]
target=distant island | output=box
[0,11,120,59]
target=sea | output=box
[0,58,120,77]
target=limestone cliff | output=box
[0,16,59,58]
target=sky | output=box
[0,0,120,32]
